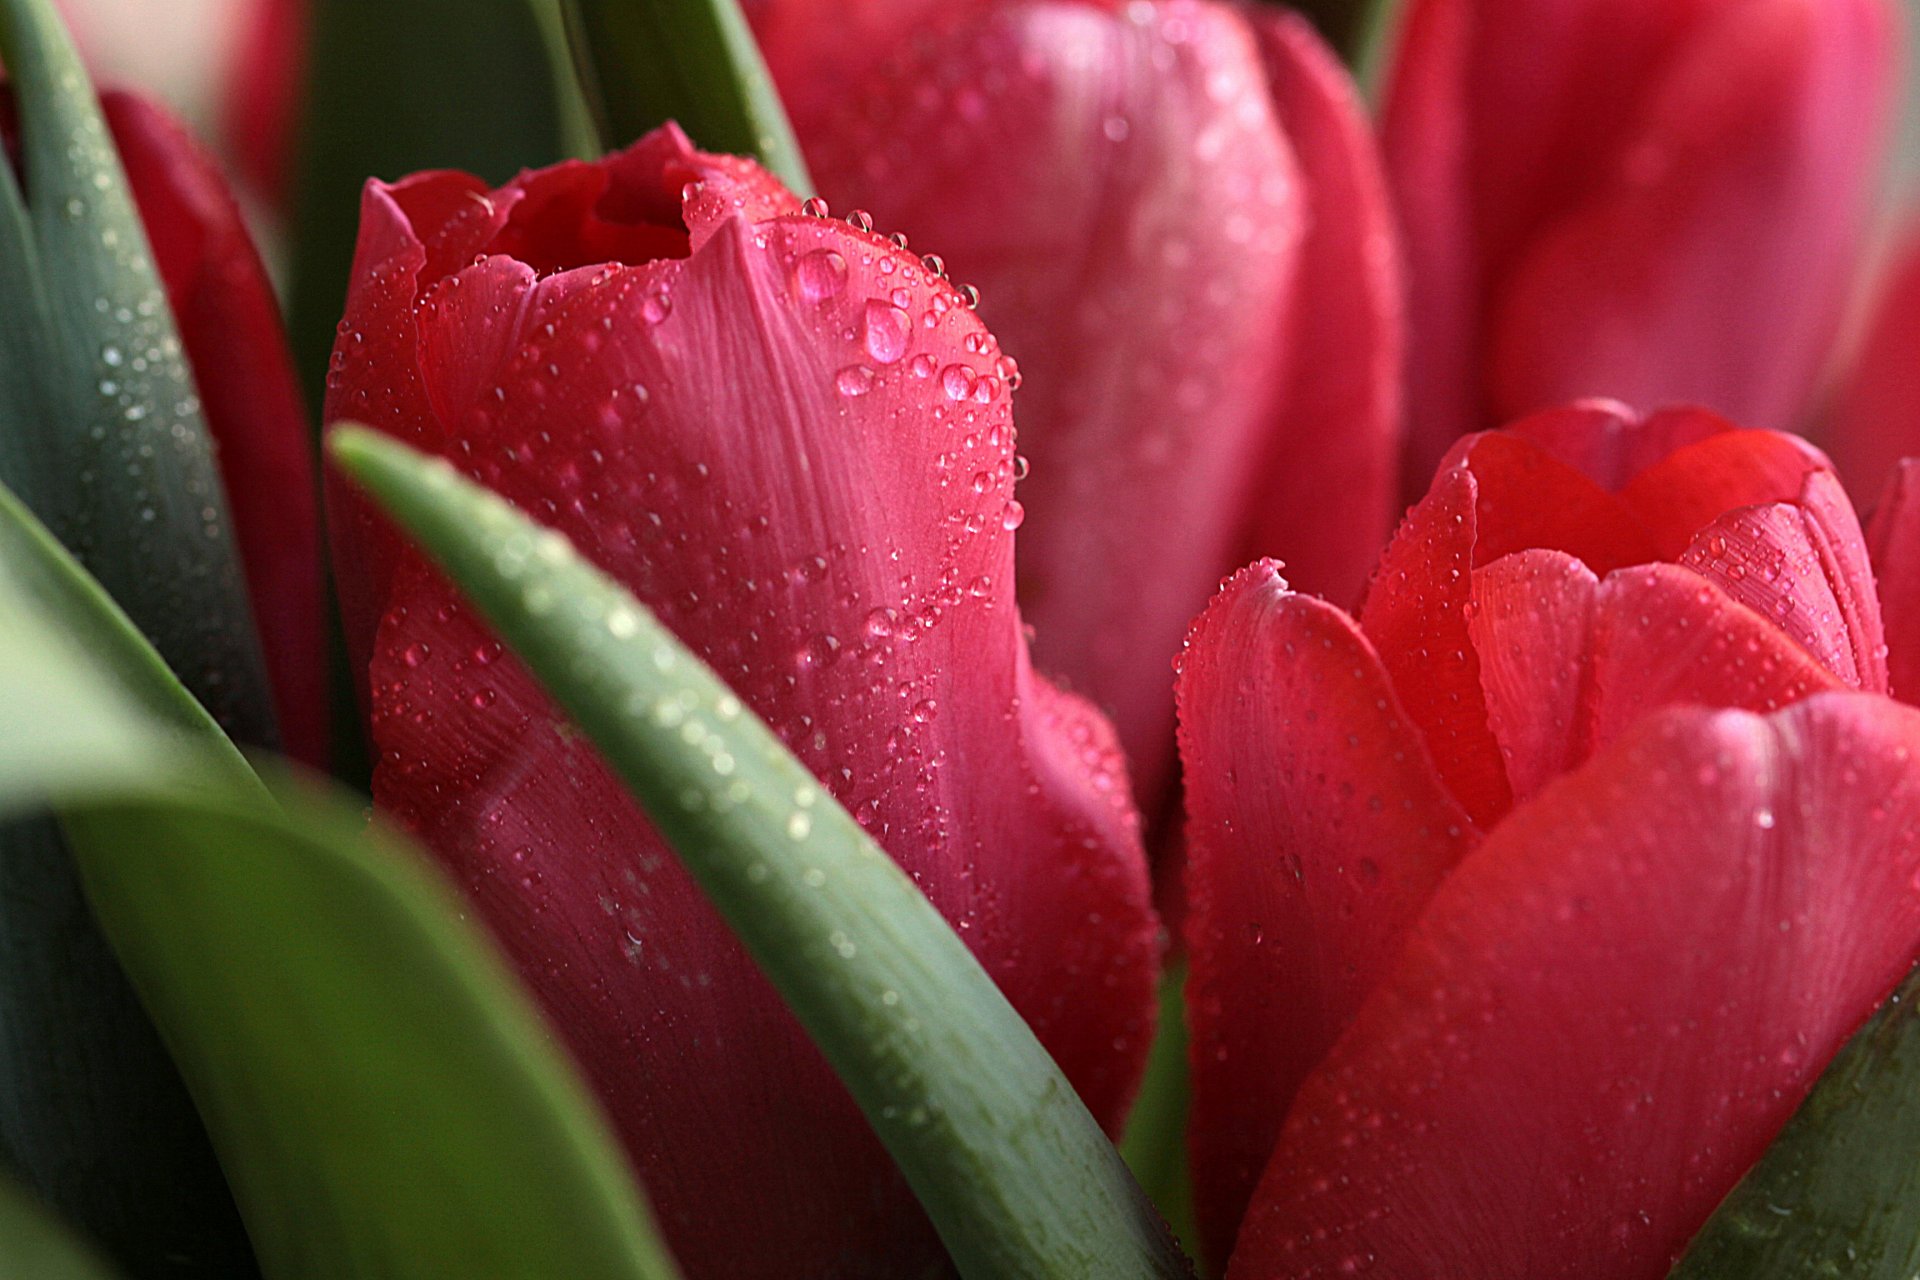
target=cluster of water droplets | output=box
[22,66,271,738]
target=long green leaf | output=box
[1121,964,1198,1264]
[0,483,255,1271]
[0,0,274,739]
[0,1178,124,1280]
[1671,963,1920,1278]
[330,426,1192,1280]
[286,0,591,419]
[0,485,681,1280]
[563,0,812,191]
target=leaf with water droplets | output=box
[0,0,274,741]
[330,425,1192,1280]
[0,481,683,1280]
[1672,961,1920,1279]
[564,0,812,192]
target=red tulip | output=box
[1383,0,1898,490]
[96,91,326,766]
[1179,400,1913,1269]
[220,0,304,205]
[322,125,1160,1279]
[749,0,1403,812]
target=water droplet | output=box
[847,209,874,233]
[800,196,830,218]
[1002,500,1026,531]
[863,300,911,364]
[941,364,977,401]
[794,249,849,303]
[835,364,875,396]
[920,253,947,279]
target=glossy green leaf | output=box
[0,1178,124,1280]
[287,0,592,418]
[562,0,813,191]
[1672,963,1920,1278]
[0,479,255,1269]
[330,426,1192,1280]
[0,488,682,1280]
[0,0,274,740]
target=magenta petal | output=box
[104,92,327,767]
[1240,10,1403,612]
[1230,694,1920,1280]
[1179,563,1474,1265]
[1867,460,1920,702]
[333,133,1159,1280]
[1468,549,1599,802]
[785,0,1304,810]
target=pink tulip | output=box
[323,126,1160,1279]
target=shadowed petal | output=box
[1179,563,1474,1265]
[1867,460,1920,702]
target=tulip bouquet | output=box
[4,0,1920,1276]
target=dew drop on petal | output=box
[794,248,849,303]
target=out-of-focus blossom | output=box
[323,125,1160,1279]
[1383,0,1899,490]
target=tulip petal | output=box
[1828,229,1920,499]
[103,92,328,769]
[1505,401,1730,492]
[1678,472,1888,692]
[1437,429,1657,572]
[1587,563,1846,752]
[1240,10,1402,612]
[1488,0,1894,432]
[1359,466,1511,826]
[335,133,1159,1280]
[1467,549,1598,802]
[1617,427,1829,558]
[1866,460,1920,702]
[781,0,1304,809]
[1229,695,1920,1280]
[1178,563,1474,1265]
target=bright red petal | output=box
[1467,549,1598,802]
[1505,401,1731,492]
[782,0,1304,811]
[1488,0,1895,431]
[1179,563,1474,1265]
[1587,563,1847,751]
[104,92,326,768]
[1617,427,1829,558]
[1240,10,1402,613]
[1867,460,1920,702]
[1439,429,1657,572]
[1230,694,1920,1280]
[338,131,1159,1280]
[1359,466,1512,826]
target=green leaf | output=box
[68,781,685,1280]
[330,426,1193,1280]
[1270,0,1402,84]
[0,1178,124,1280]
[0,486,682,1280]
[0,486,256,1274]
[1671,963,1920,1278]
[562,0,813,192]
[286,0,593,422]
[0,0,275,742]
